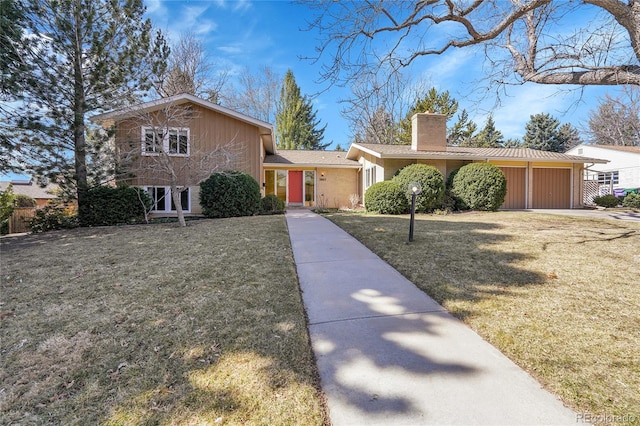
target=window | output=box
[146,186,190,213]
[142,127,189,156]
[365,166,376,189]
[276,170,287,202]
[598,171,619,185]
[305,170,315,204]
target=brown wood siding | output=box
[532,168,571,209]
[114,103,262,187]
[499,167,526,209]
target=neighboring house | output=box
[92,93,275,215]
[347,113,608,209]
[565,144,640,202]
[264,150,360,209]
[0,179,60,207]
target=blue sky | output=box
[3,0,628,181]
[143,0,626,148]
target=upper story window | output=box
[142,127,189,156]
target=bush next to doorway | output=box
[200,171,261,218]
[365,181,409,214]
[392,164,445,212]
[260,194,285,214]
[450,163,507,211]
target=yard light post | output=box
[408,182,422,243]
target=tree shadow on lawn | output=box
[325,214,546,305]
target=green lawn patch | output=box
[324,211,640,420]
[1,217,326,425]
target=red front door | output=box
[288,171,303,203]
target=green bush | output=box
[392,164,445,212]
[450,163,507,211]
[0,184,15,235]
[200,171,261,218]
[365,181,408,214]
[260,194,285,215]
[593,194,620,208]
[28,204,79,233]
[621,193,640,208]
[81,186,151,226]
[15,194,37,207]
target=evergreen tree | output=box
[559,123,582,152]
[464,115,503,148]
[522,113,565,152]
[276,70,328,150]
[6,0,169,224]
[503,138,522,148]
[449,109,478,146]
[398,88,459,145]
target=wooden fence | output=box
[9,207,36,234]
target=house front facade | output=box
[94,95,608,215]
[347,113,608,209]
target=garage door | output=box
[532,168,571,209]
[499,167,526,209]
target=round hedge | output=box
[450,163,507,211]
[82,185,151,226]
[622,193,640,208]
[200,171,261,218]
[365,180,408,214]
[260,194,285,214]
[392,164,445,212]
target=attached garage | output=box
[532,168,571,209]
[499,167,526,209]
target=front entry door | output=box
[288,171,303,204]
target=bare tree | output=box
[117,103,243,226]
[158,32,230,102]
[220,65,281,123]
[586,86,640,145]
[304,1,639,89]
[342,69,419,144]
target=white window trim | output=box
[144,186,191,213]
[141,127,190,156]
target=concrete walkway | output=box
[286,210,577,426]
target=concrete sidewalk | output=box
[286,210,577,426]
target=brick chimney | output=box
[411,113,447,152]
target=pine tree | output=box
[522,113,564,152]
[472,115,504,148]
[559,123,582,152]
[275,70,328,150]
[398,88,459,145]
[7,0,169,224]
[448,109,478,146]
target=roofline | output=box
[347,143,608,164]
[90,93,276,154]
[263,163,362,169]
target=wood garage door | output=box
[532,168,571,209]
[499,167,526,209]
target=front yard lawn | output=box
[325,211,640,420]
[1,216,326,425]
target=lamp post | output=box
[408,182,422,243]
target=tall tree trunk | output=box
[73,0,89,224]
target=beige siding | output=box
[383,159,414,180]
[499,167,526,209]
[317,168,359,209]
[532,168,571,208]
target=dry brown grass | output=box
[1,216,326,425]
[325,211,640,422]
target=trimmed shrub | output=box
[593,194,619,208]
[622,193,640,208]
[365,181,408,214]
[200,171,261,218]
[451,163,507,211]
[260,194,285,214]
[392,164,445,212]
[28,204,79,233]
[81,186,151,226]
